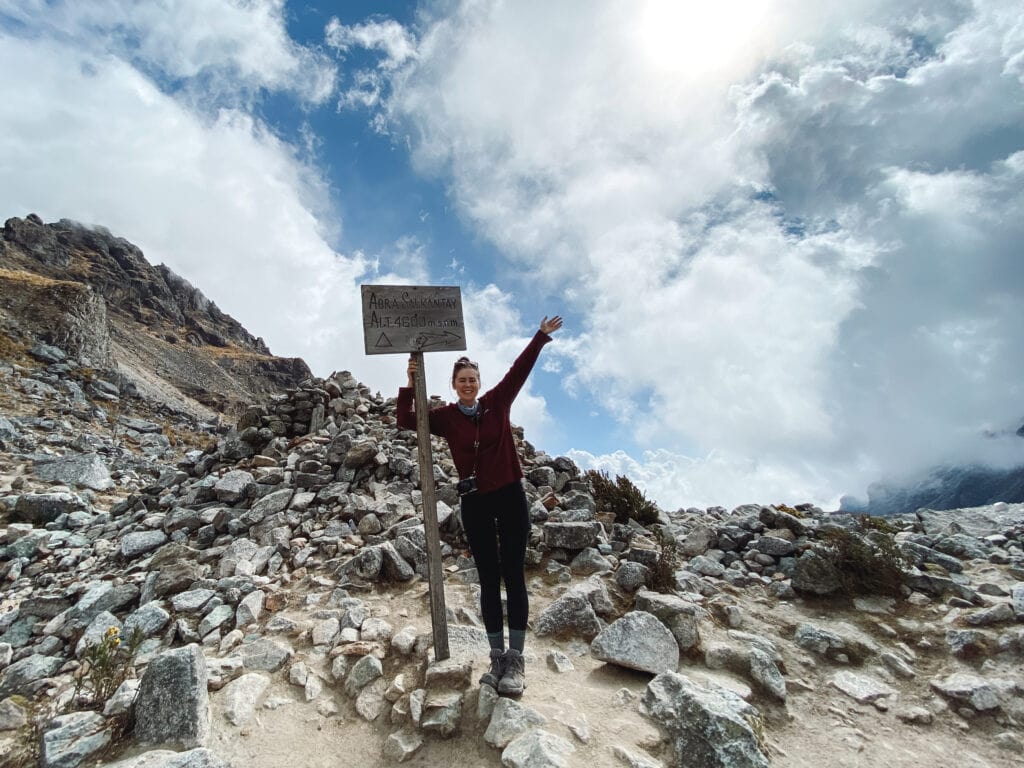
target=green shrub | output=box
[584,469,660,526]
[813,520,908,598]
[858,514,899,535]
[651,528,679,593]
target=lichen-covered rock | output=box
[930,672,1003,711]
[484,697,547,749]
[103,748,232,767]
[640,672,769,768]
[591,611,679,674]
[791,550,841,595]
[40,710,112,768]
[34,453,114,492]
[543,521,600,550]
[0,654,63,698]
[534,593,601,640]
[419,690,462,736]
[831,671,896,704]
[501,728,575,768]
[133,644,209,749]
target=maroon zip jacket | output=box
[397,330,552,494]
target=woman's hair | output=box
[452,356,479,382]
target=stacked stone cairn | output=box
[2,344,1024,767]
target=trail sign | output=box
[360,285,466,355]
[359,283,462,661]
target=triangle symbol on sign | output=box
[375,332,393,348]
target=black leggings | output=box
[460,480,530,634]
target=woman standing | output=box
[397,315,563,696]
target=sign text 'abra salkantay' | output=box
[360,284,467,355]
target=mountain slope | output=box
[0,213,310,416]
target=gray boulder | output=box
[930,672,1004,711]
[345,655,383,698]
[543,521,599,550]
[40,710,111,768]
[222,673,270,726]
[13,492,87,524]
[214,471,255,504]
[964,603,1014,627]
[419,690,462,736]
[501,728,575,768]
[121,531,169,559]
[104,749,232,767]
[534,593,601,640]
[752,535,795,557]
[615,561,651,591]
[1012,583,1024,621]
[133,644,209,749]
[34,453,114,491]
[749,647,786,701]
[383,728,423,762]
[0,654,63,698]
[484,697,547,748]
[591,611,679,674]
[236,638,293,672]
[569,547,612,575]
[641,672,769,768]
[791,550,841,595]
[916,504,1024,537]
[831,671,896,704]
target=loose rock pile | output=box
[2,344,1024,768]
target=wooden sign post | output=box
[360,285,467,662]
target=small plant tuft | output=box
[584,469,660,526]
[858,514,898,535]
[70,625,144,711]
[651,528,679,593]
[774,502,805,518]
[745,712,771,757]
[4,696,51,768]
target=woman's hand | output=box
[540,315,563,335]
[406,356,417,388]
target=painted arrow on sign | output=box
[411,330,463,350]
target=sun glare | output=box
[635,0,774,78]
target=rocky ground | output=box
[1,341,1023,768]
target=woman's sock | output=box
[508,629,525,653]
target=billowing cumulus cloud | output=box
[348,0,1024,508]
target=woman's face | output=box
[452,367,480,405]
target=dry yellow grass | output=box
[0,267,79,289]
[204,344,275,361]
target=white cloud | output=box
[326,17,417,111]
[351,0,1024,507]
[325,17,416,68]
[568,447,846,511]
[0,0,335,104]
[0,30,393,395]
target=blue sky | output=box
[1,0,1022,510]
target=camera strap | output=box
[470,412,481,479]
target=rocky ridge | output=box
[0,214,310,416]
[1,292,1024,767]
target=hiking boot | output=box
[479,649,507,689]
[497,648,526,696]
